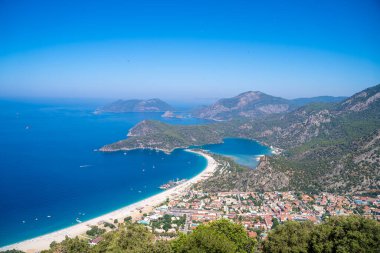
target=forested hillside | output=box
[101,84,380,194]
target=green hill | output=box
[101,84,380,194]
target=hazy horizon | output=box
[1,0,380,100]
[0,87,354,106]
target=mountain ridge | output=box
[100,84,380,194]
[192,90,295,120]
[94,98,174,114]
[192,90,347,121]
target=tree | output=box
[172,227,238,253]
[152,240,174,253]
[92,223,154,253]
[41,236,91,253]
[172,219,256,253]
[263,221,314,253]
[271,218,280,229]
[263,215,380,253]
[124,216,132,223]
[86,226,106,237]
[0,251,25,253]
[310,215,380,253]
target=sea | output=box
[201,138,272,168]
[0,99,270,246]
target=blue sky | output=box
[0,0,379,101]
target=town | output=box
[127,190,380,241]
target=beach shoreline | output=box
[0,149,217,253]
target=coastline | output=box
[99,146,176,155]
[0,150,218,253]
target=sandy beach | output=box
[0,150,217,253]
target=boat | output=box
[159,178,187,190]
[76,218,82,223]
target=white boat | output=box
[76,218,82,223]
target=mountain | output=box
[191,91,346,121]
[100,120,226,153]
[218,84,380,193]
[101,84,380,194]
[291,96,347,106]
[94,98,174,114]
[192,91,296,121]
[245,84,380,148]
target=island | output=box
[94,98,174,114]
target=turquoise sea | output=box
[0,99,269,246]
[201,138,272,168]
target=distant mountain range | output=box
[101,84,380,194]
[94,93,346,118]
[291,96,347,106]
[94,98,174,114]
[192,91,347,121]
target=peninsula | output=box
[100,84,380,195]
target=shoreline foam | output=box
[0,150,217,253]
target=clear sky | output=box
[0,0,379,101]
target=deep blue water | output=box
[0,99,270,246]
[201,138,272,168]
[0,100,209,246]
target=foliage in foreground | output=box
[4,216,379,253]
[172,219,255,253]
[36,219,255,253]
[263,215,380,253]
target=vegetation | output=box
[151,214,186,232]
[13,219,253,253]
[43,236,91,253]
[193,153,252,192]
[173,219,256,253]
[191,90,297,121]
[86,226,106,237]
[124,216,132,223]
[263,215,380,253]
[95,98,173,114]
[103,222,116,229]
[6,216,379,253]
[101,120,227,153]
[104,84,380,194]
[0,250,26,253]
